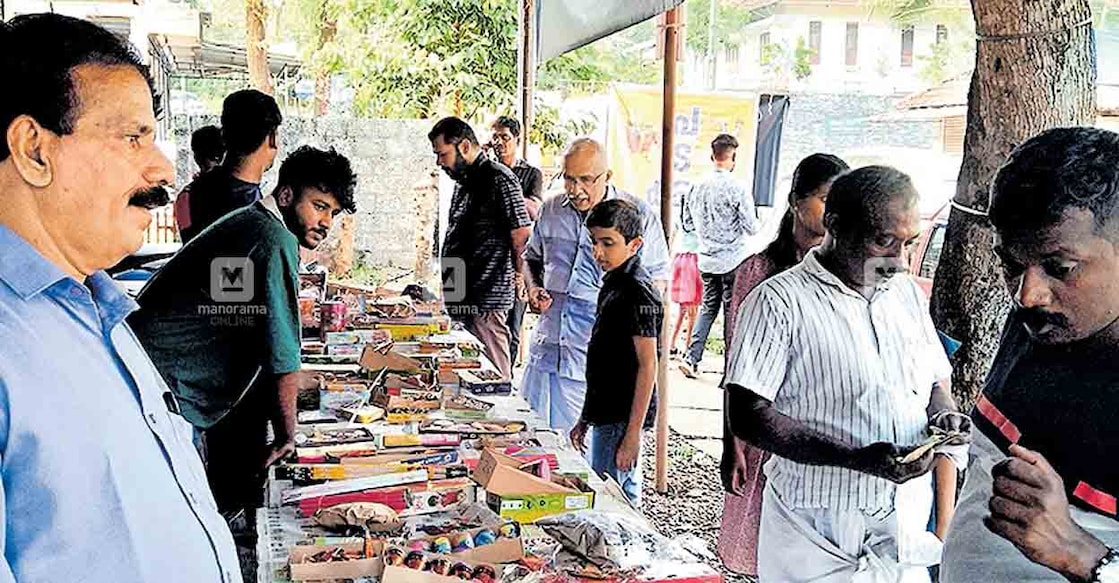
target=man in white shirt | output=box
[679,134,758,377]
[725,166,969,582]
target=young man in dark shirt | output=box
[174,125,224,237]
[131,146,357,531]
[941,128,1119,582]
[489,115,543,368]
[430,117,532,380]
[180,90,282,243]
[569,199,662,507]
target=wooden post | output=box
[655,6,680,494]
[519,0,535,159]
[245,0,273,94]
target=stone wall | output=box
[172,115,435,274]
[777,92,938,173]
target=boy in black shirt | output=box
[570,199,663,506]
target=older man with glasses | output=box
[519,138,670,433]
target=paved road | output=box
[663,353,726,460]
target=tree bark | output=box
[314,0,336,116]
[930,0,1095,409]
[246,0,273,94]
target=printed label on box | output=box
[565,496,591,510]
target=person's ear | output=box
[5,115,55,188]
[268,131,278,150]
[276,185,295,207]
[605,170,613,183]
[628,235,644,255]
[823,212,839,234]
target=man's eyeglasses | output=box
[563,171,607,190]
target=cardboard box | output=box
[360,345,424,374]
[473,449,573,495]
[458,369,511,395]
[381,565,460,583]
[326,343,365,356]
[324,330,391,346]
[289,541,384,581]
[485,483,595,523]
[296,479,477,517]
[407,524,525,564]
[381,547,498,583]
[474,449,595,522]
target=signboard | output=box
[605,85,758,221]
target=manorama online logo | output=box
[211,257,254,303]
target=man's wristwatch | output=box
[1090,547,1119,583]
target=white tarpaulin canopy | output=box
[535,0,686,61]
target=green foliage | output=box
[868,0,974,85]
[529,101,595,156]
[312,0,517,119]
[793,37,813,81]
[685,0,759,56]
[760,37,814,81]
[536,21,659,94]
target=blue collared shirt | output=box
[523,187,670,382]
[0,225,241,583]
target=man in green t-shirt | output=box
[131,145,357,523]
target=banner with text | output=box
[605,85,758,229]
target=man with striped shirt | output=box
[725,166,969,582]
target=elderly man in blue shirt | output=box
[520,138,670,433]
[0,14,241,583]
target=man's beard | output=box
[281,207,327,249]
[1018,307,1071,334]
[128,186,170,210]
[442,150,469,181]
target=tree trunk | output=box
[314,0,336,116]
[930,0,1095,409]
[246,0,273,94]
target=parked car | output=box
[169,90,209,116]
[108,242,180,297]
[911,203,950,297]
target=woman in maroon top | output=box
[717,153,848,576]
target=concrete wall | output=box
[173,115,436,273]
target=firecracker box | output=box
[458,369,512,395]
[405,523,525,564]
[473,449,595,522]
[288,541,384,581]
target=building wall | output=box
[691,6,960,95]
[173,115,436,272]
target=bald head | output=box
[563,138,612,212]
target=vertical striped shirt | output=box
[725,249,950,513]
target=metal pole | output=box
[520,0,535,159]
[707,0,717,89]
[655,6,680,494]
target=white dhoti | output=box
[758,477,940,583]
[520,360,585,434]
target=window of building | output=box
[726,44,740,68]
[936,24,949,45]
[759,32,771,62]
[901,25,914,67]
[808,21,822,65]
[845,22,858,66]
